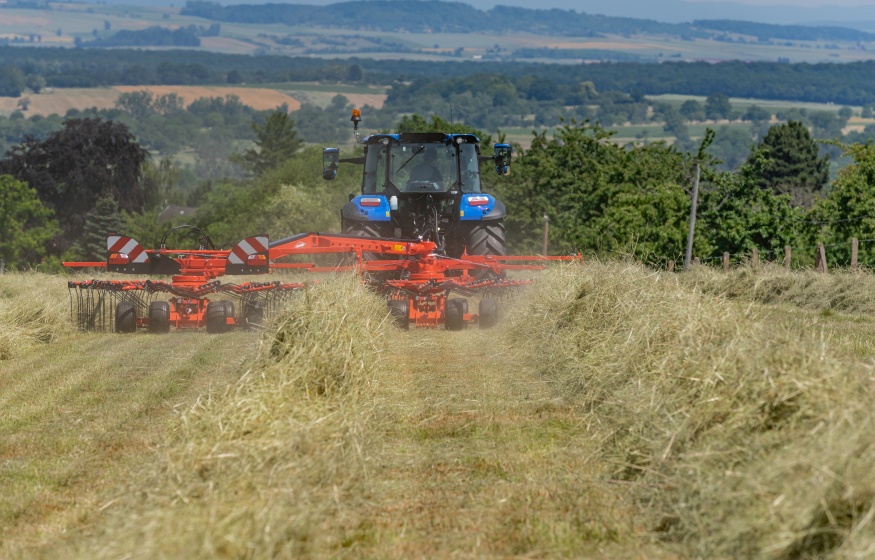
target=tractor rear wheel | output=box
[388,300,410,330]
[479,298,499,329]
[148,301,171,334]
[445,298,468,331]
[115,301,136,334]
[206,300,233,334]
[465,219,506,277]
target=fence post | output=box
[752,248,759,269]
[0,258,4,274]
[784,246,791,269]
[851,238,859,272]
[667,260,675,272]
[542,214,549,257]
[693,257,700,265]
[723,252,730,272]
[815,242,827,272]
[684,163,701,271]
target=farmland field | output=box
[4,262,875,558]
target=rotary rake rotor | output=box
[64,227,578,332]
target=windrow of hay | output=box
[505,260,875,558]
[61,275,391,558]
[0,272,68,360]
[684,262,875,314]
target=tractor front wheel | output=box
[465,219,506,277]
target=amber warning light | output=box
[351,108,362,125]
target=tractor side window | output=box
[362,145,387,194]
[459,144,481,193]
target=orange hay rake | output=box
[64,228,578,332]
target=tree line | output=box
[2,108,875,273]
[180,0,875,42]
[7,46,875,105]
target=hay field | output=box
[4,263,875,557]
[113,86,302,111]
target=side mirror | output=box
[494,144,511,176]
[322,147,339,180]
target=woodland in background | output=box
[1,104,874,271]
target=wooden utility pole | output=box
[542,214,549,256]
[784,246,791,269]
[851,238,859,271]
[684,163,701,271]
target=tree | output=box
[0,65,25,97]
[229,110,302,175]
[73,193,125,261]
[0,175,59,268]
[742,105,771,123]
[747,121,829,206]
[679,99,705,122]
[705,93,733,121]
[803,142,875,266]
[0,118,151,253]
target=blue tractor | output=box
[322,110,512,265]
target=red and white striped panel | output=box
[106,235,148,263]
[229,235,268,264]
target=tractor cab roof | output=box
[363,132,481,145]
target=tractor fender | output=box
[483,200,506,221]
[342,195,391,222]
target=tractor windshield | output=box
[362,142,481,194]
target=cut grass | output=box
[506,261,875,557]
[8,263,875,557]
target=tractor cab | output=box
[322,110,511,260]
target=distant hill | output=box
[180,0,875,41]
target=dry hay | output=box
[505,260,875,558]
[113,86,302,111]
[0,272,69,360]
[50,275,393,557]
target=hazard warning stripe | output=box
[106,235,148,263]
[228,236,268,264]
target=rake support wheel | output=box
[445,297,468,331]
[148,301,171,334]
[206,300,234,334]
[115,301,136,334]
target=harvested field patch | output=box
[113,86,302,111]
[0,87,118,117]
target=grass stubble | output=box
[6,262,875,558]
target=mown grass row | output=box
[505,261,875,558]
[0,272,69,360]
[42,275,392,558]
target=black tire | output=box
[206,300,232,334]
[445,297,468,331]
[343,220,395,281]
[479,298,499,329]
[243,300,265,329]
[148,301,171,334]
[388,300,410,330]
[465,219,506,278]
[115,301,136,334]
